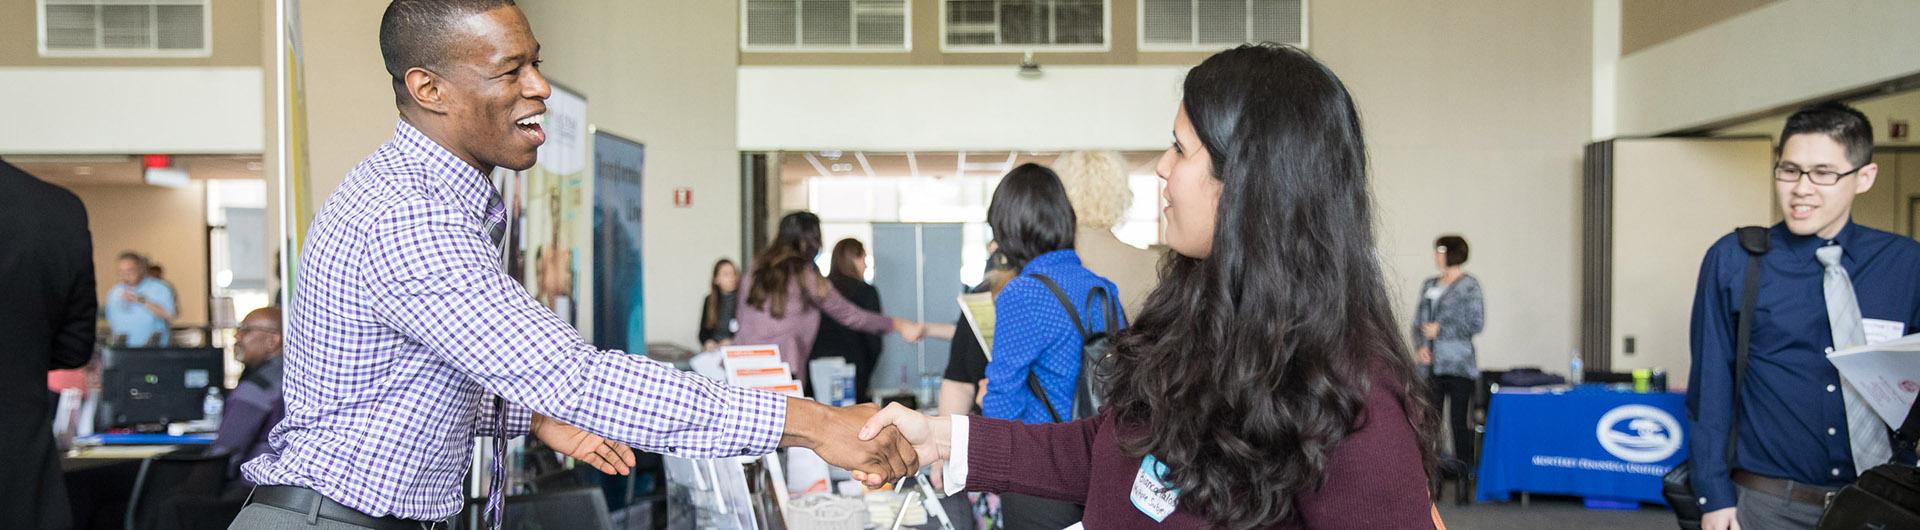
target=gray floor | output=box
[1434,483,1678,530]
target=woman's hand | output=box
[1421,322,1440,340]
[894,318,927,343]
[852,403,952,484]
[1417,346,1432,365]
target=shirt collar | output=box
[1777,218,1858,258]
[1025,249,1082,270]
[390,119,499,226]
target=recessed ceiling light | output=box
[246,162,263,171]
[74,166,93,176]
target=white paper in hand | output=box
[1828,332,1920,429]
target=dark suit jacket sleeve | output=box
[854,284,883,359]
[52,192,95,370]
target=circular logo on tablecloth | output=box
[1900,380,1919,394]
[1595,404,1684,463]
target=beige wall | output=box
[1619,0,1778,56]
[1615,0,1920,136]
[517,0,745,349]
[1608,139,1774,383]
[739,0,1212,66]
[1312,0,1591,373]
[1880,152,1920,238]
[293,0,394,218]
[71,182,212,327]
[0,0,263,67]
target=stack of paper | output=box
[1828,332,1920,430]
[722,345,803,397]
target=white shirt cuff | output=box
[942,415,970,495]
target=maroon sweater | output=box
[964,370,1434,529]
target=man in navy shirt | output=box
[1688,103,1920,530]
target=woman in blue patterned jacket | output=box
[1413,234,1486,470]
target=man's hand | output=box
[781,399,918,487]
[1703,508,1738,530]
[121,290,142,303]
[531,414,637,475]
[1417,346,1432,365]
[1421,322,1440,340]
[852,403,952,486]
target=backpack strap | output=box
[1728,225,1769,467]
[1023,273,1084,423]
[1029,274,1090,339]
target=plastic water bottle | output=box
[1568,349,1584,386]
[202,386,223,420]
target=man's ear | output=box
[404,67,450,114]
[1854,162,1878,196]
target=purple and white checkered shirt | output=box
[242,120,787,520]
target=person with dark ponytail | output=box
[854,43,1440,529]
[734,212,928,384]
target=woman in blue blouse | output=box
[982,162,1123,529]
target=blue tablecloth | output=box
[1476,385,1688,505]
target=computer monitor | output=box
[98,347,225,430]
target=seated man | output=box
[213,307,286,482]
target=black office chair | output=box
[124,446,230,530]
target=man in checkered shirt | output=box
[230,2,917,528]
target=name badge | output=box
[1130,454,1180,522]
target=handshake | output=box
[527,401,956,490]
[794,401,956,488]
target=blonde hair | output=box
[1052,150,1133,230]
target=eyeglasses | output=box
[1774,163,1862,186]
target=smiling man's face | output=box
[1775,133,1876,240]
[435,5,550,172]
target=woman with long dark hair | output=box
[698,259,740,351]
[734,212,926,383]
[855,43,1439,529]
[812,239,884,402]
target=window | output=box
[40,0,210,57]
[1140,0,1306,50]
[943,0,1108,51]
[744,0,910,51]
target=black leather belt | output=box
[246,486,446,530]
[1732,470,1838,508]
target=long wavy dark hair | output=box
[746,212,824,320]
[1101,43,1437,528]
